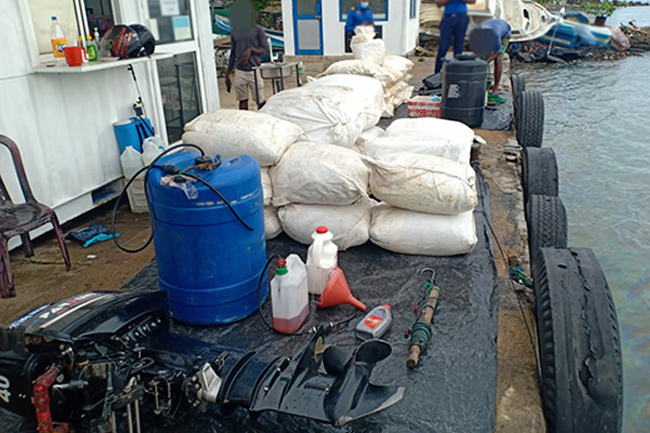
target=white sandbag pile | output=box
[361,118,479,256]
[271,143,369,207]
[260,75,383,148]
[319,29,415,118]
[182,110,303,166]
[264,206,282,240]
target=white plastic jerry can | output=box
[120,146,144,179]
[306,226,338,295]
[271,254,309,334]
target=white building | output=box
[0,0,219,246]
[281,0,421,57]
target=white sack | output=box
[314,75,385,129]
[361,135,471,164]
[279,200,375,250]
[383,55,414,78]
[354,126,385,151]
[264,206,282,240]
[260,85,367,148]
[182,110,303,166]
[352,38,386,65]
[384,81,414,113]
[370,206,478,256]
[271,143,369,206]
[351,25,376,44]
[319,60,400,87]
[385,118,475,147]
[366,153,478,214]
[261,167,272,206]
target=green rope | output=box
[408,276,441,353]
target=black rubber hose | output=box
[111,143,205,253]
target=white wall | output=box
[0,0,219,244]
[282,0,421,56]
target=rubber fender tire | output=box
[517,90,544,148]
[532,247,623,433]
[511,73,526,114]
[526,195,567,265]
[522,147,559,204]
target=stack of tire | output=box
[513,74,623,433]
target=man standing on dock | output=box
[469,18,512,94]
[225,0,270,110]
[345,1,375,52]
[434,0,476,74]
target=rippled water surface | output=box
[514,7,650,432]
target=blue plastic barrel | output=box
[147,151,267,325]
[113,117,153,153]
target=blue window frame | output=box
[340,0,389,22]
[410,0,418,19]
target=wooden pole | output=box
[406,288,440,369]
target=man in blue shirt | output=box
[435,0,476,73]
[469,18,512,93]
[345,1,374,52]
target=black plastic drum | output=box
[442,54,488,128]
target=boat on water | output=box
[537,19,612,47]
[420,0,559,42]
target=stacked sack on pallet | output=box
[358,118,480,256]
[318,26,415,117]
[182,109,305,240]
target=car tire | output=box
[533,247,623,433]
[517,90,544,148]
[511,73,526,115]
[526,195,567,265]
[522,147,559,204]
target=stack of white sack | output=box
[271,143,373,250]
[182,109,306,240]
[362,118,479,256]
[320,28,415,118]
[260,75,384,148]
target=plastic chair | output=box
[0,135,71,298]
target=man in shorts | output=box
[225,0,269,110]
[469,18,511,94]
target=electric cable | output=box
[111,144,205,253]
[481,206,543,388]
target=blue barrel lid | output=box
[147,151,261,209]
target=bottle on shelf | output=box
[86,35,98,62]
[50,16,67,61]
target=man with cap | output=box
[434,0,476,74]
[469,18,512,94]
[345,1,374,52]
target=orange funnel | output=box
[317,267,366,311]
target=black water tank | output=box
[442,54,488,128]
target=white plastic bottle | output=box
[271,255,309,334]
[50,16,67,61]
[120,146,144,179]
[142,138,165,166]
[306,226,338,295]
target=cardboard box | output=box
[408,95,442,118]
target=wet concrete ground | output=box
[0,57,543,433]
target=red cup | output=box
[63,46,86,67]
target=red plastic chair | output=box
[0,135,71,298]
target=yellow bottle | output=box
[50,16,67,58]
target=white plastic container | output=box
[271,255,309,334]
[120,146,144,179]
[142,137,166,166]
[306,226,338,295]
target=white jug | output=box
[142,136,166,166]
[270,254,309,334]
[120,146,144,179]
[306,226,338,295]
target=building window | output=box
[340,0,388,22]
[157,53,202,142]
[410,0,418,19]
[147,0,193,44]
[27,0,116,56]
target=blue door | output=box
[293,0,323,55]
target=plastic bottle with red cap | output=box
[306,226,338,295]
